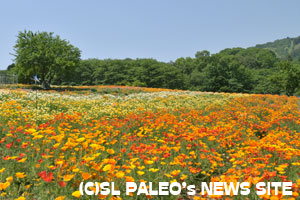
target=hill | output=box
[255,35,300,60]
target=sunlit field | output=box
[0,86,300,200]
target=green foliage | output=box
[271,61,300,96]
[7,63,16,71]
[198,55,253,93]
[51,47,299,95]
[13,30,81,88]
[61,58,185,90]
[256,35,300,60]
[12,31,300,95]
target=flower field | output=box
[0,86,300,200]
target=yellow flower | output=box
[76,137,85,142]
[103,164,112,172]
[180,174,188,180]
[56,160,64,165]
[53,143,61,148]
[145,160,154,165]
[137,166,145,170]
[149,168,159,172]
[0,182,10,190]
[170,170,181,177]
[63,174,75,182]
[26,128,36,133]
[129,163,136,169]
[48,165,55,170]
[72,191,81,198]
[72,168,79,172]
[137,171,144,176]
[33,135,43,140]
[55,196,66,200]
[0,192,7,196]
[16,172,26,178]
[107,149,115,154]
[116,171,125,178]
[15,197,25,200]
[110,196,122,200]
[6,176,13,182]
[164,173,172,178]
[193,197,202,200]
[0,168,5,173]
[17,158,27,163]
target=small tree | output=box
[13,30,81,89]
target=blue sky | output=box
[1,0,300,70]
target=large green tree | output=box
[13,30,81,88]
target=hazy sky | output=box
[1,0,300,70]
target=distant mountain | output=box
[255,35,300,60]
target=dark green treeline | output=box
[7,47,300,96]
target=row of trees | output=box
[7,30,300,95]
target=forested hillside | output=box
[256,35,300,60]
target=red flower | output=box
[38,171,53,183]
[3,156,9,160]
[121,148,126,153]
[19,153,25,157]
[58,181,67,187]
[6,142,14,149]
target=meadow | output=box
[0,86,299,200]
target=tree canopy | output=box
[13,30,81,89]
[10,30,300,96]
